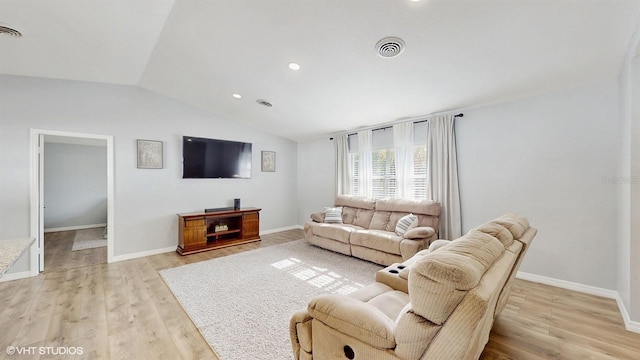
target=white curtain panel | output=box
[393,122,414,199]
[427,114,462,239]
[334,133,350,195]
[358,129,373,198]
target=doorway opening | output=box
[29,129,115,275]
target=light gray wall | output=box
[44,142,107,229]
[297,80,622,293]
[456,80,620,290]
[297,137,335,225]
[0,75,298,274]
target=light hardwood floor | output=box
[0,228,638,359]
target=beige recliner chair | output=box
[290,214,536,360]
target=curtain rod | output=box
[329,113,463,140]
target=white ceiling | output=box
[1,0,639,141]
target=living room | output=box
[1,0,640,359]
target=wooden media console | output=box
[177,207,261,255]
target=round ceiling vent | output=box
[0,25,22,37]
[376,37,405,58]
[256,99,273,107]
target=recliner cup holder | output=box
[389,269,399,274]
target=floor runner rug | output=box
[160,239,383,360]
[71,227,107,251]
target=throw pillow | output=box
[395,213,418,236]
[324,207,343,224]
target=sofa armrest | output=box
[290,309,314,360]
[310,212,325,223]
[403,226,436,240]
[307,294,396,349]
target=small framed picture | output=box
[137,139,163,169]
[261,151,276,172]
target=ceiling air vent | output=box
[256,99,273,107]
[376,37,405,58]
[0,25,22,37]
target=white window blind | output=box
[348,122,428,199]
[372,148,395,199]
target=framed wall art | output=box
[261,151,276,172]
[137,139,163,169]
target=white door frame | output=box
[29,128,115,275]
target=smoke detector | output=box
[376,37,405,58]
[0,25,22,37]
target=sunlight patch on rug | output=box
[160,239,382,360]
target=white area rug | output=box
[160,239,383,360]
[71,227,106,251]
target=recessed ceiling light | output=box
[288,62,300,71]
[232,93,242,99]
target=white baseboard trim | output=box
[516,271,618,299]
[615,294,640,333]
[44,223,107,233]
[0,270,33,283]
[260,225,303,235]
[109,225,304,263]
[110,246,176,263]
[517,271,640,333]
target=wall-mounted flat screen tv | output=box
[182,136,252,179]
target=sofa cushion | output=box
[375,198,441,217]
[492,214,529,239]
[342,206,358,224]
[470,222,514,247]
[323,207,343,224]
[408,232,504,325]
[351,229,402,255]
[335,195,376,210]
[394,304,442,360]
[312,223,358,243]
[386,212,409,232]
[354,208,375,228]
[395,214,418,236]
[369,211,391,230]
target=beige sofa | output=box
[304,195,442,266]
[291,214,536,360]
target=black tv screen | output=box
[182,136,252,179]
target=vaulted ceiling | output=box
[1,0,639,141]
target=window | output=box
[349,144,427,200]
[372,148,396,198]
[350,152,360,196]
[411,144,427,199]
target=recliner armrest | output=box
[290,309,313,360]
[307,294,396,349]
[310,212,325,223]
[403,226,436,239]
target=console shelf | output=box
[177,207,261,255]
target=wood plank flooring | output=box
[0,228,638,359]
